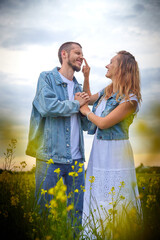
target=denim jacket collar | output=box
[52,67,80,86]
[108,91,124,102]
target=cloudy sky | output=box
[0,0,160,170]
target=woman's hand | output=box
[82,58,90,78]
[80,104,91,116]
[74,92,90,107]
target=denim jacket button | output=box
[67,144,69,147]
[66,128,69,132]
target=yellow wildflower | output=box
[120,195,125,200]
[46,236,52,240]
[68,192,73,198]
[62,185,67,192]
[74,189,79,193]
[50,209,58,219]
[10,195,19,206]
[48,188,55,195]
[50,199,58,208]
[74,161,78,165]
[61,195,67,203]
[56,192,67,202]
[54,168,61,174]
[78,168,83,173]
[119,181,125,187]
[80,185,86,192]
[67,204,74,211]
[41,189,47,195]
[89,176,95,183]
[47,159,54,164]
[68,172,78,177]
[45,203,50,208]
[79,162,84,167]
[111,187,115,191]
[71,165,75,170]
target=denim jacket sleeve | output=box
[80,114,89,131]
[33,72,80,117]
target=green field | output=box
[0,166,160,240]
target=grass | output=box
[0,168,160,240]
[0,140,160,239]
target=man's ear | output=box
[61,50,68,62]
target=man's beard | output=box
[68,59,81,72]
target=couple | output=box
[26,42,142,232]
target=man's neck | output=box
[59,66,74,81]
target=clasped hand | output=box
[74,92,91,116]
[74,92,90,107]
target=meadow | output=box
[0,165,160,239]
[0,140,160,240]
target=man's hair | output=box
[58,42,82,64]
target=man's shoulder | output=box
[40,68,57,78]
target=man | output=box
[26,42,89,226]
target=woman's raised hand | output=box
[82,58,90,78]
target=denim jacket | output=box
[88,89,135,140]
[26,67,88,163]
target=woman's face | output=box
[105,54,119,80]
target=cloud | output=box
[133,3,145,13]
[139,68,160,115]
[0,26,73,49]
[132,1,160,32]
[0,72,35,125]
[0,0,74,49]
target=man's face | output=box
[67,44,83,72]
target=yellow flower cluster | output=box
[68,161,84,178]
[68,172,78,177]
[66,203,74,212]
[48,179,67,200]
[80,185,86,192]
[146,194,156,208]
[89,176,95,183]
[10,194,19,207]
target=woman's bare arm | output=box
[80,100,137,129]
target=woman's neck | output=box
[112,82,118,94]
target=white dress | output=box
[82,95,141,237]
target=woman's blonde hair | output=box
[105,51,142,103]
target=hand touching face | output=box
[82,58,90,78]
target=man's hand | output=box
[75,92,90,107]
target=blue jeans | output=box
[35,158,85,226]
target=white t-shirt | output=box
[59,72,82,159]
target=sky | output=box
[0,0,160,170]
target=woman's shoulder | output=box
[120,93,138,103]
[120,93,139,113]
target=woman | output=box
[80,51,142,236]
